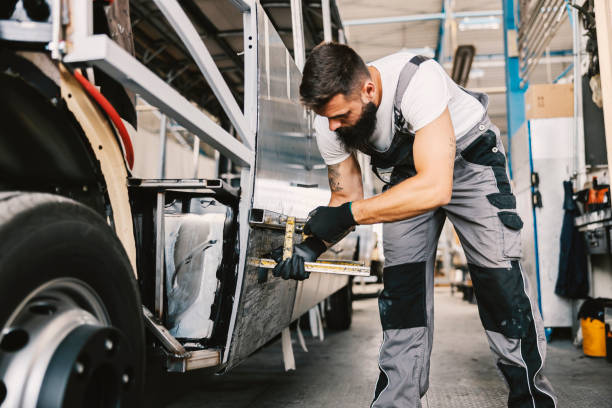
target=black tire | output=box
[325,283,353,330]
[0,192,145,406]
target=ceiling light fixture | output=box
[458,16,501,31]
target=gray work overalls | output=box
[360,56,557,408]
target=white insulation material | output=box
[165,213,226,339]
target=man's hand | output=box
[271,237,327,280]
[304,202,357,243]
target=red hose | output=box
[73,69,134,169]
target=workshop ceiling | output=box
[336,0,575,138]
[130,0,343,127]
[129,0,575,142]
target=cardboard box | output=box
[525,83,574,119]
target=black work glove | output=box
[303,202,357,243]
[270,237,327,280]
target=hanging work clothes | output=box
[555,180,589,298]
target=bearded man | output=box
[272,43,557,408]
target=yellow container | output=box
[581,317,607,357]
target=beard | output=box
[335,101,378,152]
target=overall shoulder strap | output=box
[393,55,430,110]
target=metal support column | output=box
[435,1,447,62]
[223,0,259,365]
[158,114,168,178]
[154,191,166,319]
[321,0,332,42]
[571,1,586,186]
[502,0,526,178]
[595,0,612,183]
[153,0,255,150]
[290,0,306,70]
[192,137,200,178]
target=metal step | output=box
[143,307,221,372]
[128,177,239,203]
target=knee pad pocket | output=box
[468,261,533,339]
[498,212,523,259]
[378,262,427,330]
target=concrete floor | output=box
[147,286,612,407]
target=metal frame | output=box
[321,0,332,42]
[595,0,612,193]
[434,1,447,62]
[502,0,526,178]
[517,0,568,86]
[222,0,259,365]
[570,1,586,187]
[130,0,245,118]
[57,0,258,368]
[64,35,253,167]
[153,0,255,150]
[51,0,353,371]
[343,10,502,27]
[143,307,221,372]
[290,0,306,70]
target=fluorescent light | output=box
[458,16,500,31]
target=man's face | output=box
[316,91,378,151]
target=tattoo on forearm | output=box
[328,163,343,192]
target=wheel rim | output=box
[0,278,135,408]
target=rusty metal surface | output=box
[225,5,355,370]
[226,227,299,369]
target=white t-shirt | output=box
[314,51,486,165]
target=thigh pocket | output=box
[460,130,505,167]
[498,211,523,259]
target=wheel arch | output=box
[0,50,137,272]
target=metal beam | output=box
[131,1,237,96]
[179,0,245,76]
[343,10,502,26]
[301,5,321,47]
[65,35,253,167]
[218,28,292,37]
[595,0,612,196]
[321,0,332,42]
[228,0,250,12]
[330,0,345,35]
[435,1,446,61]
[153,0,255,150]
[502,0,526,172]
[290,0,305,70]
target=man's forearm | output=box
[351,174,451,224]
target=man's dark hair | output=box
[300,42,370,111]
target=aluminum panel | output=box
[511,124,539,309]
[227,5,350,369]
[252,13,330,217]
[511,119,574,328]
[529,118,573,327]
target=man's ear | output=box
[361,80,376,103]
